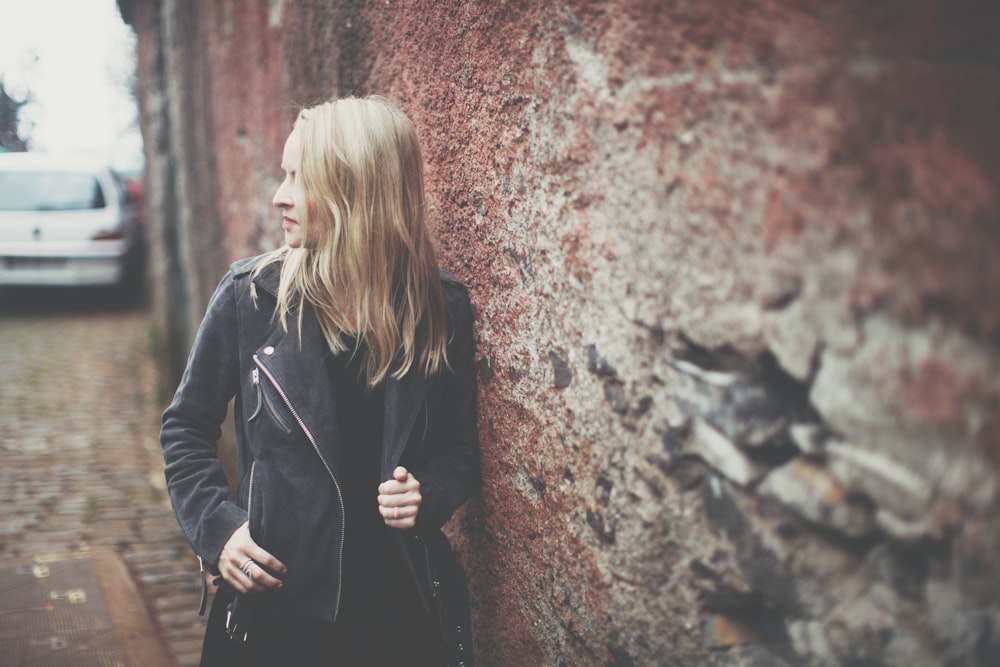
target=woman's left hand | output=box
[378,466,422,529]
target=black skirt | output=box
[199,579,444,667]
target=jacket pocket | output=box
[248,368,293,434]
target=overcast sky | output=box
[0,0,141,161]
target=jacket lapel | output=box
[382,361,430,480]
[252,269,345,478]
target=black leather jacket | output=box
[161,256,479,666]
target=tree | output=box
[0,81,28,152]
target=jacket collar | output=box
[250,260,282,298]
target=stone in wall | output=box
[123,0,1000,664]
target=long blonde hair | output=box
[253,96,449,386]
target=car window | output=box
[0,171,107,211]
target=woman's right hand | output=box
[218,522,287,594]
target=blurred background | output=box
[0,3,188,666]
[0,0,141,160]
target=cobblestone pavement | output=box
[0,288,206,666]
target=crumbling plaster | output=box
[120,0,1000,664]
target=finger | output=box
[233,544,285,591]
[379,477,421,495]
[230,554,282,593]
[224,560,253,594]
[245,561,284,590]
[220,524,287,592]
[381,506,418,528]
[393,466,409,482]
[380,498,420,520]
[380,502,413,519]
[247,545,288,578]
[378,490,422,510]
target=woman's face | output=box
[272,129,311,248]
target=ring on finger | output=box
[240,558,255,579]
[394,506,400,520]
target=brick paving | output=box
[0,289,206,666]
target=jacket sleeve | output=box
[413,281,481,533]
[160,271,247,568]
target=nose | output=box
[273,179,291,209]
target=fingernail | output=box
[277,582,283,589]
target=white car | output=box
[0,152,144,288]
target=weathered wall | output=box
[120,0,1000,664]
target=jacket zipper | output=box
[421,401,429,447]
[408,404,436,606]
[252,353,346,620]
[246,461,256,532]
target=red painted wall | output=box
[122,1,1000,664]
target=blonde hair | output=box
[253,96,449,386]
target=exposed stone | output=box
[701,476,800,614]
[925,578,993,663]
[708,614,759,648]
[788,423,826,456]
[762,299,818,382]
[595,474,612,508]
[586,509,616,544]
[671,458,707,491]
[548,350,572,388]
[669,356,809,449]
[758,459,875,539]
[786,620,835,666]
[873,508,938,542]
[603,383,628,414]
[824,439,932,525]
[689,420,767,488]
[586,344,617,377]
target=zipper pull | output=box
[249,368,264,422]
[197,556,208,616]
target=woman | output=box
[161,96,479,667]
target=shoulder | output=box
[438,269,475,341]
[227,251,283,298]
[230,252,278,278]
[439,269,473,313]
[439,268,469,301]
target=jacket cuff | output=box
[197,501,248,569]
